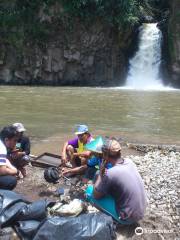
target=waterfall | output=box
[126,23,164,89]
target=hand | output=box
[61,155,67,166]
[62,167,72,176]
[17,152,25,157]
[10,151,25,160]
[5,159,18,174]
[100,160,106,177]
[73,152,79,157]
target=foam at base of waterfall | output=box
[111,86,176,91]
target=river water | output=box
[0,86,180,152]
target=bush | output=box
[61,0,141,28]
[0,0,147,47]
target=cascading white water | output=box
[126,23,164,89]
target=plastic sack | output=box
[33,213,116,240]
[0,190,29,212]
[0,190,30,228]
[14,220,41,240]
[0,190,54,228]
[17,199,54,221]
[49,199,84,217]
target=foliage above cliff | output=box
[0,0,147,47]
[61,0,142,27]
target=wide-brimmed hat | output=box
[74,124,88,135]
[13,123,26,132]
[85,136,104,153]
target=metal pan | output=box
[31,152,62,168]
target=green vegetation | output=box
[0,1,51,47]
[0,0,149,48]
[61,0,142,28]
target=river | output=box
[0,86,180,153]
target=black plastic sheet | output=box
[0,190,116,240]
[14,220,41,240]
[33,213,116,240]
[0,190,53,228]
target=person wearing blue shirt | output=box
[83,136,112,182]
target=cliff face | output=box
[168,0,180,85]
[0,13,134,86]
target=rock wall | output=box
[0,19,134,86]
[168,0,180,85]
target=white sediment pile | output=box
[127,150,180,232]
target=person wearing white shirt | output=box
[0,126,18,190]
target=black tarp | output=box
[33,213,116,240]
[0,190,116,240]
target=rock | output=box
[64,50,81,62]
[151,204,156,209]
[0,68,12,83]
[14,71,26,80]
[167,0,180,87]
[154,195,162,201]
[0,14,133,86]
[127,147,180,239]
[169,190,175,195]
[144,176,151,185]
[175,200,180,215]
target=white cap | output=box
[74,124,88,135]
[13,123,26,132]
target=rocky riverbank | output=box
[125,149,180,239]
[10,146,179,240]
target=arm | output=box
[23,137,30,155]
[93,174,105,199]
[93,163,110,199]
[74,150,91,158]
[61,142,68,163]
[62,165,87,175]
[62,138,78,164]
[0,159,17,176]
[9,150,25,161]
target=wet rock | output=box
[0,68,12,83]
[64,50,81,62]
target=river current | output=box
[1,86,180,150]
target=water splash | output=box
[126,23,165,90]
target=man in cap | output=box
[0,126,18,190]
[61,124,93,176]
[9,123,30,177]
[85,138,147,224]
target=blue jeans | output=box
[0,175,17,190]
[85,185,134,225]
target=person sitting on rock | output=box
[61,124,93,176]
[85,138,147,224]
[8,123,31,178]
[0,126,18,190]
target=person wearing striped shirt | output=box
[0,126,18,190]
